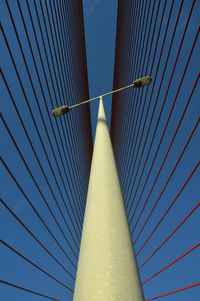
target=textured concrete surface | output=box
[73,99,144,301]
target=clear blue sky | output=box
[1,0,200,301]
[83,0,117,139]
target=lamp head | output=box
[133,76,152,88]
[52,105,70,117]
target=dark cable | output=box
[0,239,74,289]
[1,22,81,239]
[0,280,60,301]
[0,198,75,278]
[0,113,79,259]
[0,156,77,270]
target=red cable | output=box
[118,0,148,178]
[129,24,199,228]
[125,0,183,210]
[142,243,200,284]
[136,157,200,254]
[121,0,154,179]
[146,283,200,301]
[126,0,194,212]
[112,0,142,175]
[132,75,200,239]
[139,200,200,269]
[122,0,162,193]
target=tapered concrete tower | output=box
[73,98,144,301]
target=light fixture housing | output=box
[133,76,152,88]
[52,105,70,117]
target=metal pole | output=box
[69,83,135,109]
[52,76,151,117]
[73,98,144,301]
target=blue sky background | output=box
[83,0,117,138]
[1,0,200,301]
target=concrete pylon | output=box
[73,98,144,301]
